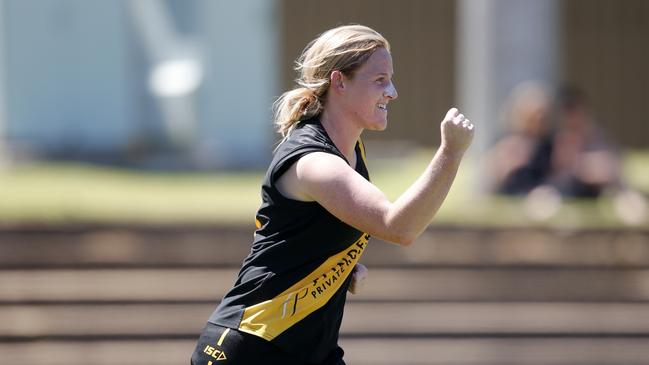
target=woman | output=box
[488,81,554,195]
[191,24,474,365]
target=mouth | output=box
[377,103,387,111]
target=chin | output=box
[370,119,388,131]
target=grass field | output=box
[0,149,647,228]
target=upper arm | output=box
[279,152,400,242]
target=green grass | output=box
[0,149,647,228]
[367,148,649,229]
[624,150,649,193]
[0,164,263,225]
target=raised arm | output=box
[279,108,474,246]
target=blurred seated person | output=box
[548,86,621,198]
[488,82,554,195]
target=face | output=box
[340,47,398,131]
[512,94,550,137]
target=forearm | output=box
[293,108,473,246]
[384,145,463,245]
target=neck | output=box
[319,107,363,163]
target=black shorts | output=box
[190,322,346,365]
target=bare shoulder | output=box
[294,152,351,181]
[275,152,352,202]
[277,150,393,241]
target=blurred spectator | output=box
[487,82,555,196]
[548,86,621,198]
[489,83,647,224]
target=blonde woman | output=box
[191,24,474,365]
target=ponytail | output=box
[273,87,325,138]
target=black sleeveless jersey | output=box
[208,118,371,363]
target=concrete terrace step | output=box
[3,268,649,303]
[3,226,649,365]
[2,338,649,365]
[1,225,648,268]
[2,302,649,339]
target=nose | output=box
[385,81,398,100]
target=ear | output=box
[330,70,345,93]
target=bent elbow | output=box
[398,235,416,247]
[376,214,421,246]
[389,231,417,247]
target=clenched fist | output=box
[440,108,475,156]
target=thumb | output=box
[444,107,459,122]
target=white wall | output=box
[0,1,8,163]
[195,0,278,168]
[457,0,559,190]
[4,0,135,156]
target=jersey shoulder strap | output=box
[268,119,345,185]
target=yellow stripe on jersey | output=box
[238,233,370,341]
[357,138,368,168]
[217,328,230,346]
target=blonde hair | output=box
[273,25,390,137]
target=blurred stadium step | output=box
[2,302,649,339]
[1,225,649,364]
[3,268,649,303]
[2,338,649,365]
[1,225,648,268]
